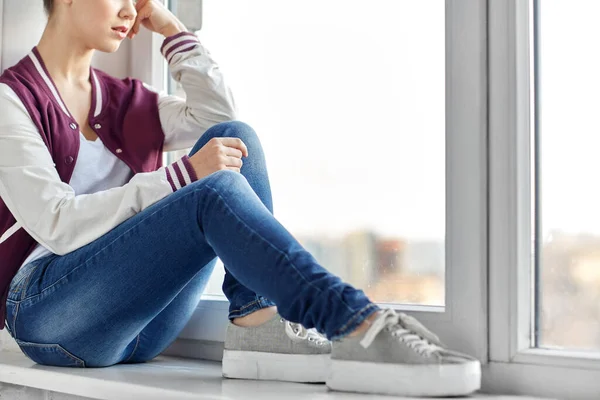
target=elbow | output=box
[215,93,238,121]
[215,87,238,121]
[187,103,238,126]
[227,92,239,120]
[23,229,70,256]
[28,213,76,256]
[225,104,238,121]
[32,230,72,256]
[49,245,69,257]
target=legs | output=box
[6,185,225,367]
[182,168,377,338]
[188,121,277,320]
[118,258,218,364]
[6,121,376,368]
[124,121,278,363]
[184,125,378,336]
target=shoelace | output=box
[281,318,329,346]
[359,309,443,357]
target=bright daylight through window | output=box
[166,0,446,306]
[536,0,600,351]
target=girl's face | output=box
[65,0,136,52]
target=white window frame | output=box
[0,0,4,72]
[487,0,600,398]
[131,0,489,366]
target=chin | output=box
[96,41,123,53]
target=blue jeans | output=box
[4,121,378,368]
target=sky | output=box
[539,0,600,237]
[197,0,446,240]
[194,0,600,240]
[182,0,600,299]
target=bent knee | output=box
[195,170,250,198]
[205,121,258,142]
[205,169,247,186]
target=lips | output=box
[112,26,129,33]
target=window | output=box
[139,0,486,369]
[536,0,600,352]
[489,0,600,398]
[168,0,448,305]
[135,0,600,396]
[163,0,227,295]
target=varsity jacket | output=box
[0,32,237,329]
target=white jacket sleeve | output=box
[150,32,238,152]
[0,84,198,256]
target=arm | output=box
[129,0,237,152]
[0,84,198,255]
[150,32,238,152]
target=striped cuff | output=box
[161,32,201,64]
[165,155,198,192]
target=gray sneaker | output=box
[327,309,481,397]
[222,313,331,383]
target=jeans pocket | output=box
[4,304,15,338]
[8,262,40,301]
[15,339,86,368]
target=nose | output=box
[120,0,137,21]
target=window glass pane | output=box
[537,0,600,350]
[169,0,445,305]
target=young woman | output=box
[0,0,480,397]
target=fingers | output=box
[128,0,146,38]
[131,11,145,36]
[135,0,151,9]
[221,155,242,173]
[129,14,142,38]
[222,146,244,159]
[218,137,249,157]
[223,156,243,169]
[131,0,152,36]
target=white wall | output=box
[1,0,130,76]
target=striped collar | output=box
[28,47,104,120]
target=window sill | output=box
[0,349,550,400]
[0,349,221,399]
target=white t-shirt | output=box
[20,132,135,268]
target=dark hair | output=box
[43,0,53,15]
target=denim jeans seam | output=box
[229,298,275,316]
[123,333,141,363]
[331,303,380,340]
[11,301,20,339]
[204,184,357,316]
[19,263,39,302]
[10,264,39,339]
[17,193,202,304]
[229,298,261,314]
[16,340,86,367]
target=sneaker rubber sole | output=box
[222,350,330,383]
[326,359,481,397]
